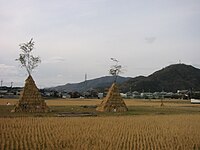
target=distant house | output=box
[62,92,71,99]
[120,93,127,98]
[190,91,200,100]
[0,86,23,98]
[132,91,140,98]
[141,92,153,99]
[0,90,8,94]
[5,92,15,98]
[44,92,51,97]
[98,93,104,99]
[177,90,189,95]
[153,92,161,99]
[0,90,8,98]
[165,92,173,98]
[191,99,200,104]
[177,90,189,99]
[126,92,133,98]
[16,90,22,96]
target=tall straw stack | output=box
[12,75,49,112]
[96,83,128,112]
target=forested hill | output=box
[48,64,200,93]
[49,76,130,92]
[120,64,200,92]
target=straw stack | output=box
[12,75,49,112]
[96,83,128,112]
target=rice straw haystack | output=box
[96,83,128,112]
[12,75,49,112]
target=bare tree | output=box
[16,38,41,75]
[109,58,123,83]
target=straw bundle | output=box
[12,75,49,112]
[96,83,128,112]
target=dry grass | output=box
[0,99,18,105]
[47,99,100,106]
[0,115,200,149]
[1,98,199,107]
[1,98,200,149]
[0,98,99,106]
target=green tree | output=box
[16,38,41,75]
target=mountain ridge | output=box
[120,64,200,92]
[48,64,200,93]
[48,76,130,92]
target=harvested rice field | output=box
[0,115,200,149]
[0,98,200,149]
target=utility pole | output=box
[11,82,13,88]
[0,80,3,87]
[83,73,88,98]
[84,73,88,88]
[85,73,87,83]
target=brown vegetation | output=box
[0,98,199,107]
[96,83,128,112]
[12,75,49,112]
[0,98,200,149]
[0,115,200,149]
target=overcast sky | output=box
[0,0,200,88]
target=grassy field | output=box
[0,98,200,149]
[0,98,195,106]
[0,98,200,117]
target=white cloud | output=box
[0,64,25,86]
[0,64,18,76]
[57,74,64,78]
[43,56,65,64]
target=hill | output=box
[48,76,130,92]
[48,64,200,93]
[120,64,200,92]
